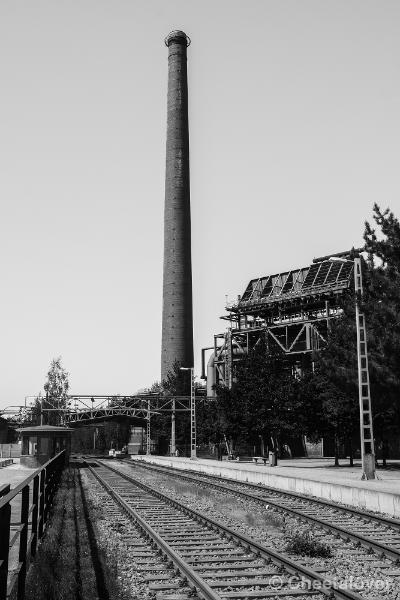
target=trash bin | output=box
[269,451,277,466]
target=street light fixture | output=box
[180,367,197,459]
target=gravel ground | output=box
[81,466,325,600]
[80,468,189,600]
[115,461,400,600]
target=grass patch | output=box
[263,510,285,529]
[169,481,213,500]
[285,528,332,558]
[170,481,286,531]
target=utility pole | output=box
[354,257,376,480]
[171,398,176,456]
[146,397,151,455]
[180,367,197,459]
[190,372,196,459]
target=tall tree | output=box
[301,205,400,464]
[311,289,359,466]
[162,360,190,396]
[143,361,192,455]
[363,205,400,463]
[364,204,400,272]
[216,340,301,456]
[42,357,70,426]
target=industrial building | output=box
[206,250,358,396]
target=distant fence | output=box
[0,451,65,600]
[0,444,21,459]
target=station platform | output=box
[132,455,400,518]
[0,459,36,490]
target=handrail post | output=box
[17,486,29,600]
[0,502,11,600]
[43,467,50,526]
[0,485,10,500]
[31,475,39,558]
[0,486,11,600]
[38,469,45,540]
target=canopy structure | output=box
[236,259,353,312]
[208,250,359,392]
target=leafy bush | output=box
[285,528,332,558]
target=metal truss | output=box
[65,396,150,424]
[2,394,212,459]
[237,258,354,310]
[1,395,206,426]
[209,252,358,391]
[213,317,329,388]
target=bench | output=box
[252,456,269,465]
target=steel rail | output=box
[131,460,400,528]
[132,460,400,563]
[95,459,365,600]
[86,461,221,600]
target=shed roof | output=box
[18,425,73,433]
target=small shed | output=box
[19,425,73,468]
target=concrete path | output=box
[0,459,37,490]
[219,457,400,495]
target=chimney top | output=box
[164,30,191,47]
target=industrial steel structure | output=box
[206,250,360,395]
[2,395,199,458]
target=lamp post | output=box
[180,367,197,459]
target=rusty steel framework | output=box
[208,250,360,392]
[64,395,196,454]
[0,395,197,426]
[2,395,206,457]
[65,396,151,425]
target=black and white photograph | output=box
[0,2,399,599]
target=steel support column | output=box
[171,398,176,455]
[146,398,151,456]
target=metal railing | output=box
[0,451,65,600]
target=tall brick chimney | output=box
[161,31,193,382]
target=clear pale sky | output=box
[0,1,399,408]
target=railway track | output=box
[129,459,400,564]
[83,458,367,600]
